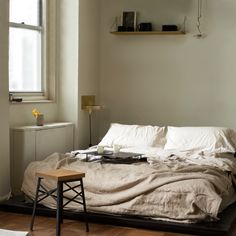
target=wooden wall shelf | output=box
[110,31,185,35]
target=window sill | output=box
[9,99,55,104]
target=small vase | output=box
[36,114,44,126]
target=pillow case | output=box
[99,123,165,148]
[164,126,236,153]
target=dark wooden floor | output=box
[1,195,236,235]
[0,211,193,236]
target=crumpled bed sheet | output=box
[21,149,236,223]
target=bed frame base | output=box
[0,196,236,236]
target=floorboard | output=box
[0,211,193,236]
[0,196,236,236]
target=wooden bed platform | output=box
[0,195,236,236]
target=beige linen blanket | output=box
[22,152,235,223]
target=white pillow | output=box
[164,126,236,153]
[99,123,165,148]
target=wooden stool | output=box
[30,169,89,236]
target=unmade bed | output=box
[21,124,236,233]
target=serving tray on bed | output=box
[78,150,146,164]
[101,152,147,164]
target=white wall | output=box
[9,103,58,127]
[58,0,101,149]
[0,0,10,200]
[58,0,79,149]
[78,0,101,148]
[98,0,236,136]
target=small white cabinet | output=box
[10,122,74,195]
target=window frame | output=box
[9,0,57,102]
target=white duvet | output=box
[21,147,236,223]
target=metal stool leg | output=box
[80,179,89,232]
[56,181,63,236]
[30,177,41,230]
[60,183,64,224]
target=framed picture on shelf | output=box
[121,11,136,31]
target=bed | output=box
[21,124,236,232]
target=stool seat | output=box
[30,168,89,236]
[36,169,85,181]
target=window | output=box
[9,0,56,101]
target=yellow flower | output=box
[32,108,41,118]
